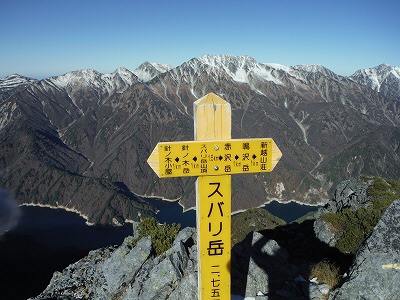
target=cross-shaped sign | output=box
[148,93,282,299]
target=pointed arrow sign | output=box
[147,138,282,178]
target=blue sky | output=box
[1,0,399,79]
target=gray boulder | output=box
[313,218,338,247]
[102,236,153,296]
[331,201,400,300]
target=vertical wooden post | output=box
[194,93,231,300]
[148,92,282,299]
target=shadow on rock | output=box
[232,220,353,299]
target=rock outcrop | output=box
[313,177,371,247]
[34,224,332,299]
[32,186,400,299]
[31,227,198,300]
[331,201,400,300]
[324,178,370,212]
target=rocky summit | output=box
[31,178,400,300]
[32,224,334,300]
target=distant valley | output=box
[0,55,399,225]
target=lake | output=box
[8,199,319,250]
[9,206,134,250]
[146,198,320,229]
[5,198,319,252]
[0,199,319,299]
[262,200,320,223]
[10,199,318,250]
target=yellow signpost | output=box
[147,93,282,299]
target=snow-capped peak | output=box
[114,66,131,75]
[111,67,137,82]
[134,62,172,82]
[195,54,283,85]
[291,64,339,78]
[46,68,138,95]
[152,63,173,74]
[0,74,36,92]
[292,64,325,73]
[350,64,400,91]
[198,54,257,69]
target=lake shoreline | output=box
[20,196,324,228]
[20,202,137,227]
[136,190,327,211]
[20,202,95,226]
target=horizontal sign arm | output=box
[147,138,282,178]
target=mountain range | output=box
[1,55,399,224]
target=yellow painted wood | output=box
[382,263,400,270]
[194,93,231,141]
[147,138,282,178]
[147,144,160,176]
[146,92,284,300]
[195,93,231,300]
[197,175,231,299]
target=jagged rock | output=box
[331,201,400,300]
[34,221,354,300]
[102,236,153,296]
[31,228,198,300]
[325,178,370,212]
[294,275,329,300]
[31,246,116,299]
[314,177,371,246]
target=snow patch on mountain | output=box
[0,102,18,130]
[289,112,309,145]
[153,63,173,74]
[264,63,291,73]
[292,64,341,80]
